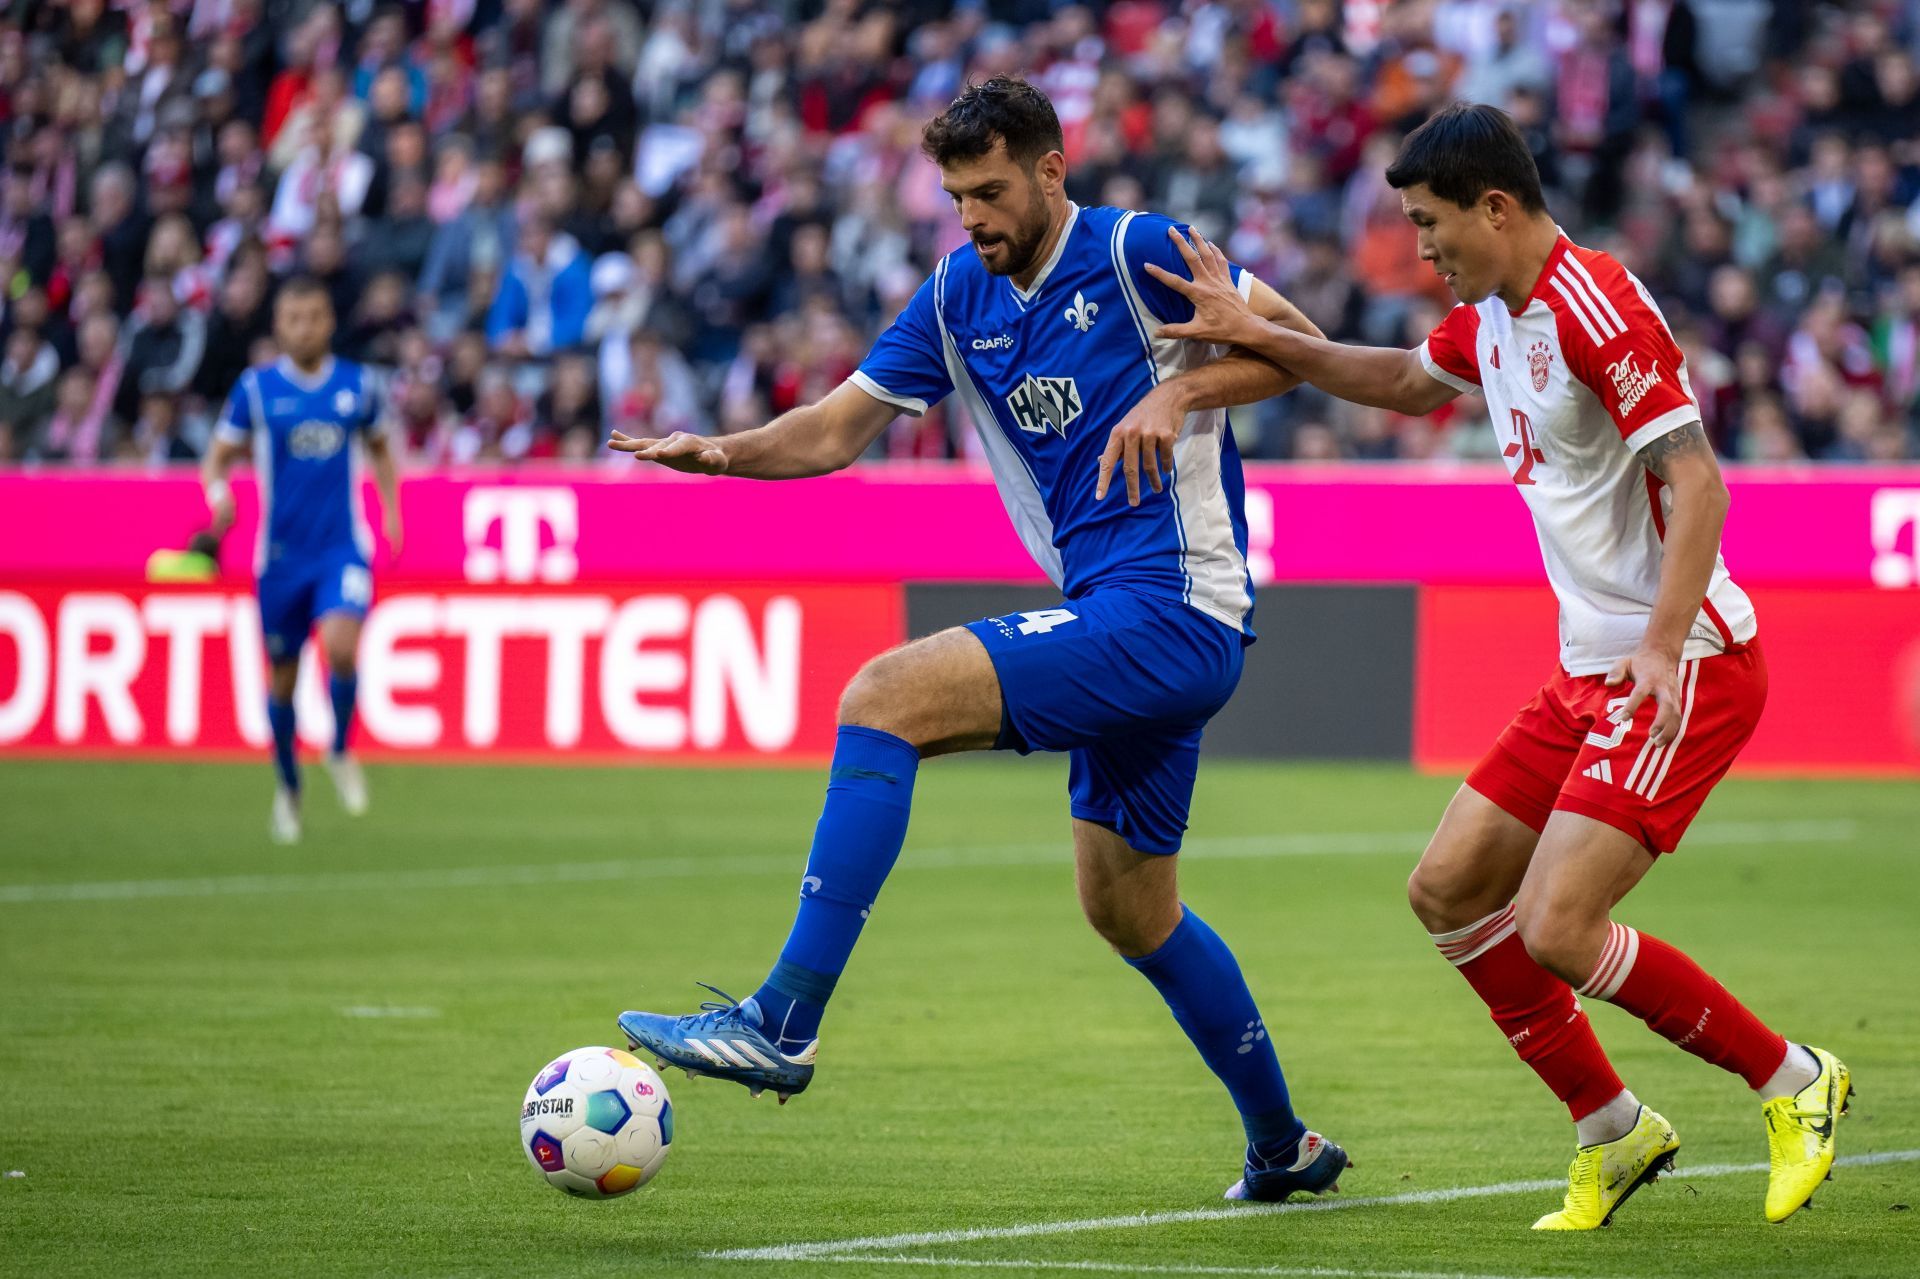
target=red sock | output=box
[1434,906,1626,1120]
[1579,922,1789,1089]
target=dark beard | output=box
[974,191,1051,277]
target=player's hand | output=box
[609,430,729,474]
[1097,385,1181,505]
[384,509,404,560]
[1605,648,1683,747]
[206,486,235,535]
[1144,228,1262,348]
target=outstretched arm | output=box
[1145,228,1460,417]
[1163,277,1326,408]
[608,379,900,480]
[1604,421,1730,746]
[365,432,403,558]
[1096,278,1326,504]
[202,434,245,533]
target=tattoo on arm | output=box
[1637,420,1711,482]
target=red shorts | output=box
[1466,642,1767,854]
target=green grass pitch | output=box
[1,758,1915,1277]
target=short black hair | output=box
[277,275,332,305]
[921,76,1064,170]
[1385,102,1547,213]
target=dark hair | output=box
[277,275,331,305]
[921,77,1064,170]
[1385,102,1547,213]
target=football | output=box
[520,1046,674,1198]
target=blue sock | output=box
[750,726,919,1051]
[328,672,358,756]
[267,698,299,794]
[1125,908,1306,1164]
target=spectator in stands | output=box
[195,257,273,407]
[131,391,200,465]
[89,164,149,316]
[535,353,602,454]
[419,155,515,341]
[442,331,489,419]
[116,276,207,426]
[486,211,593,359]
[1457,7,1551,110]
[271,116,377,242]
[0,165,56,289]
[452,368,535,462]
[0,326,59,450]
[25,367,93,462]
[361,174,437,283]
[610,329,704,439]
[301,220,363,331]
[144,216,215,313]
[341,271,416,366]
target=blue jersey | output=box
[853,204,1255,632]
[216,357,387,574]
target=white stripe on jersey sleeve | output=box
[1562,253,1628,332]
[250,372,273,576]
[931,257,1064,586]
[1549,275,1609,346]
[1554,263,1623,340]
[215,369,259,444]
[1620,404,1702,455]
[848,370,928,417]
[361,366,395,440]
[1109,211,1251,632]
[1416,340,1479,395]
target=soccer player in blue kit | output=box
[610,79,1350,1201]
[202,278,401,845]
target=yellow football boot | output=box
[1763,1045,1852,1223]
[1532,1106,1680,1230]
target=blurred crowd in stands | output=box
[0,0,1915,465]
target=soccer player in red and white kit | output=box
[1103,103,1850,1230]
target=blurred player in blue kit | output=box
[611,79,1350,1201]
[202,277,401,844]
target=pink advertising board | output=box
[3,464,1920,589]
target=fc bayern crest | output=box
[1528,341,1553,392]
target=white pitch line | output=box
[0,820,1857,906]
[806,1256,1576,1279]
[707,1149,1920,1263]
[338,1005,441,1019]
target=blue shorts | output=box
[966,589,1245,855]
[257,551,373,664]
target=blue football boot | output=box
[618,984,816,1103]
[1225,1131,1352,1202]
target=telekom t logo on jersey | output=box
[463,488,580,583]
[1504,408,1544,485]
[1870,489,1920,588]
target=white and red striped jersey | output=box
[1417,233,1757,675]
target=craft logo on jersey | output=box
[1006,374,1082,436]
[1528,340,1553,392]
[288,420,346,459]
[1062,290,1098,333]
[972,333,1014,351]
[1608,351,1665,417]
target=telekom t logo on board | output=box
[463,488,579,583]
[1870,489,1920,588]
